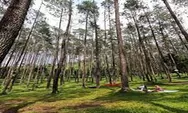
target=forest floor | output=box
[0,75,188,113]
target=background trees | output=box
[0,0,187,94]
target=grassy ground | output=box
[0,76,188,113]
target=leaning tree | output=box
[0,0,32,64]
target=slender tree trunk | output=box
[8,50,27,91]
[19,52,27,84]
[32,56,43,91]
[108,1,116,83]
[52,0,72,94]
[46,34,59,89]
[132,15,152,82]
[82,11,89,88]
[93,0,100,88]
[145,14,172,82]
[103,5,112,84]
[171,22,188,50]
[51,8,63,94]
[0,0,32,64]
[27,49,39,88]
[162,0,188,42]
[128,27,144,80]
[159,21,177,65]
[114,0,129,91]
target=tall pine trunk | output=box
[82,11,89,88]
[108,1,116,83]
[114,0,129,91]
[93,0,100,88]
[52,0,72,94]
[46,32,59,89]
[4,0,43,93]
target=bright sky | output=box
[33,0,106,31]
[33,0,188,31]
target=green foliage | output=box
[101,0,113,8]
[44,0,70,17]
[164,54,188,73]
[77,0,99,18]
[174,54,188,73]
[124,0,141,10]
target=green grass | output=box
[0,76,188,113]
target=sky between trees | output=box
[33,0,188,31]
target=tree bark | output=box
[0,0,32,64]
[52,0,72,94]
[114,0,129,91]
[7,0,43,92]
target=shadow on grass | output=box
[95,88,188,101]
[93,88,188,113]
[82,103,188,113]
[61,106,135,113]
[94,90,158,102]
[58,99,136,113]
[3,101,36,113]
[0,83,92,103]
[1,79,188,113]
[42,88,92,102]
[83,107,148,113]
[150,102,188,113]
[2,94,52,113]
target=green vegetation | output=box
[0,0,188,112]
[1,76,188,113]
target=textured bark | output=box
[1,29,22,78]
[114,0,129,91]
[1,1,43,94]
[0,48,15,78]
[8,0,43,92]
[0,0,32,64]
